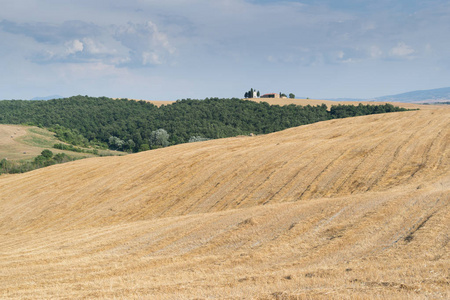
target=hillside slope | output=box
[0,124,103,161]
[0,107,447,232]
[0,105,448,298]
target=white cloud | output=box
[142,51,162,65]
[369,46,383,59]
[0,18,175,67]
[1,0,450,100]
[114,21,176,66]
[390,42,415,58]
[82,38,112,55]
[65,39,84,55]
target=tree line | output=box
[0,96,409,153]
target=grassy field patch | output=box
[0,124,122,163]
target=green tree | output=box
[108,136,125,150]
[41,149,53,158]
[53,153,69,163]
[125,139,136,152]
[150,129,170,148]
[0,158,11,173]
[139,144,150,152]
[289,93,295,99]
[257,91,260,97]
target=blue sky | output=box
[1,0,449,100]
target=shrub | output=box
[41,149,53,158]
[189,136,211,143]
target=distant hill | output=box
[373,87,450,103]
[31,95,63,100]
[324,87,450,103]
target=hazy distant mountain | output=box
[326,87,450,103]
[374,87,450,103]
[31,95,63,100]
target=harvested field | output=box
[134,97,427,109]
[0,125,31,160]
[120,98,175,107]
[247,97,429,110]
[134,97,424,109]
[0,104,448,299]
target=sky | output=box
[1,0,449,100]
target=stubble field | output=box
[0,102,448,299]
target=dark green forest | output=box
[0,96,409,152]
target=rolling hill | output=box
[0,124,122,176]
[0,104,448,298]
[0,124,107,161]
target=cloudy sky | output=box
[1,0,449,100]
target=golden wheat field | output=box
[246,97,424,110]
[115,99,174,107]
[0,103,449,299]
